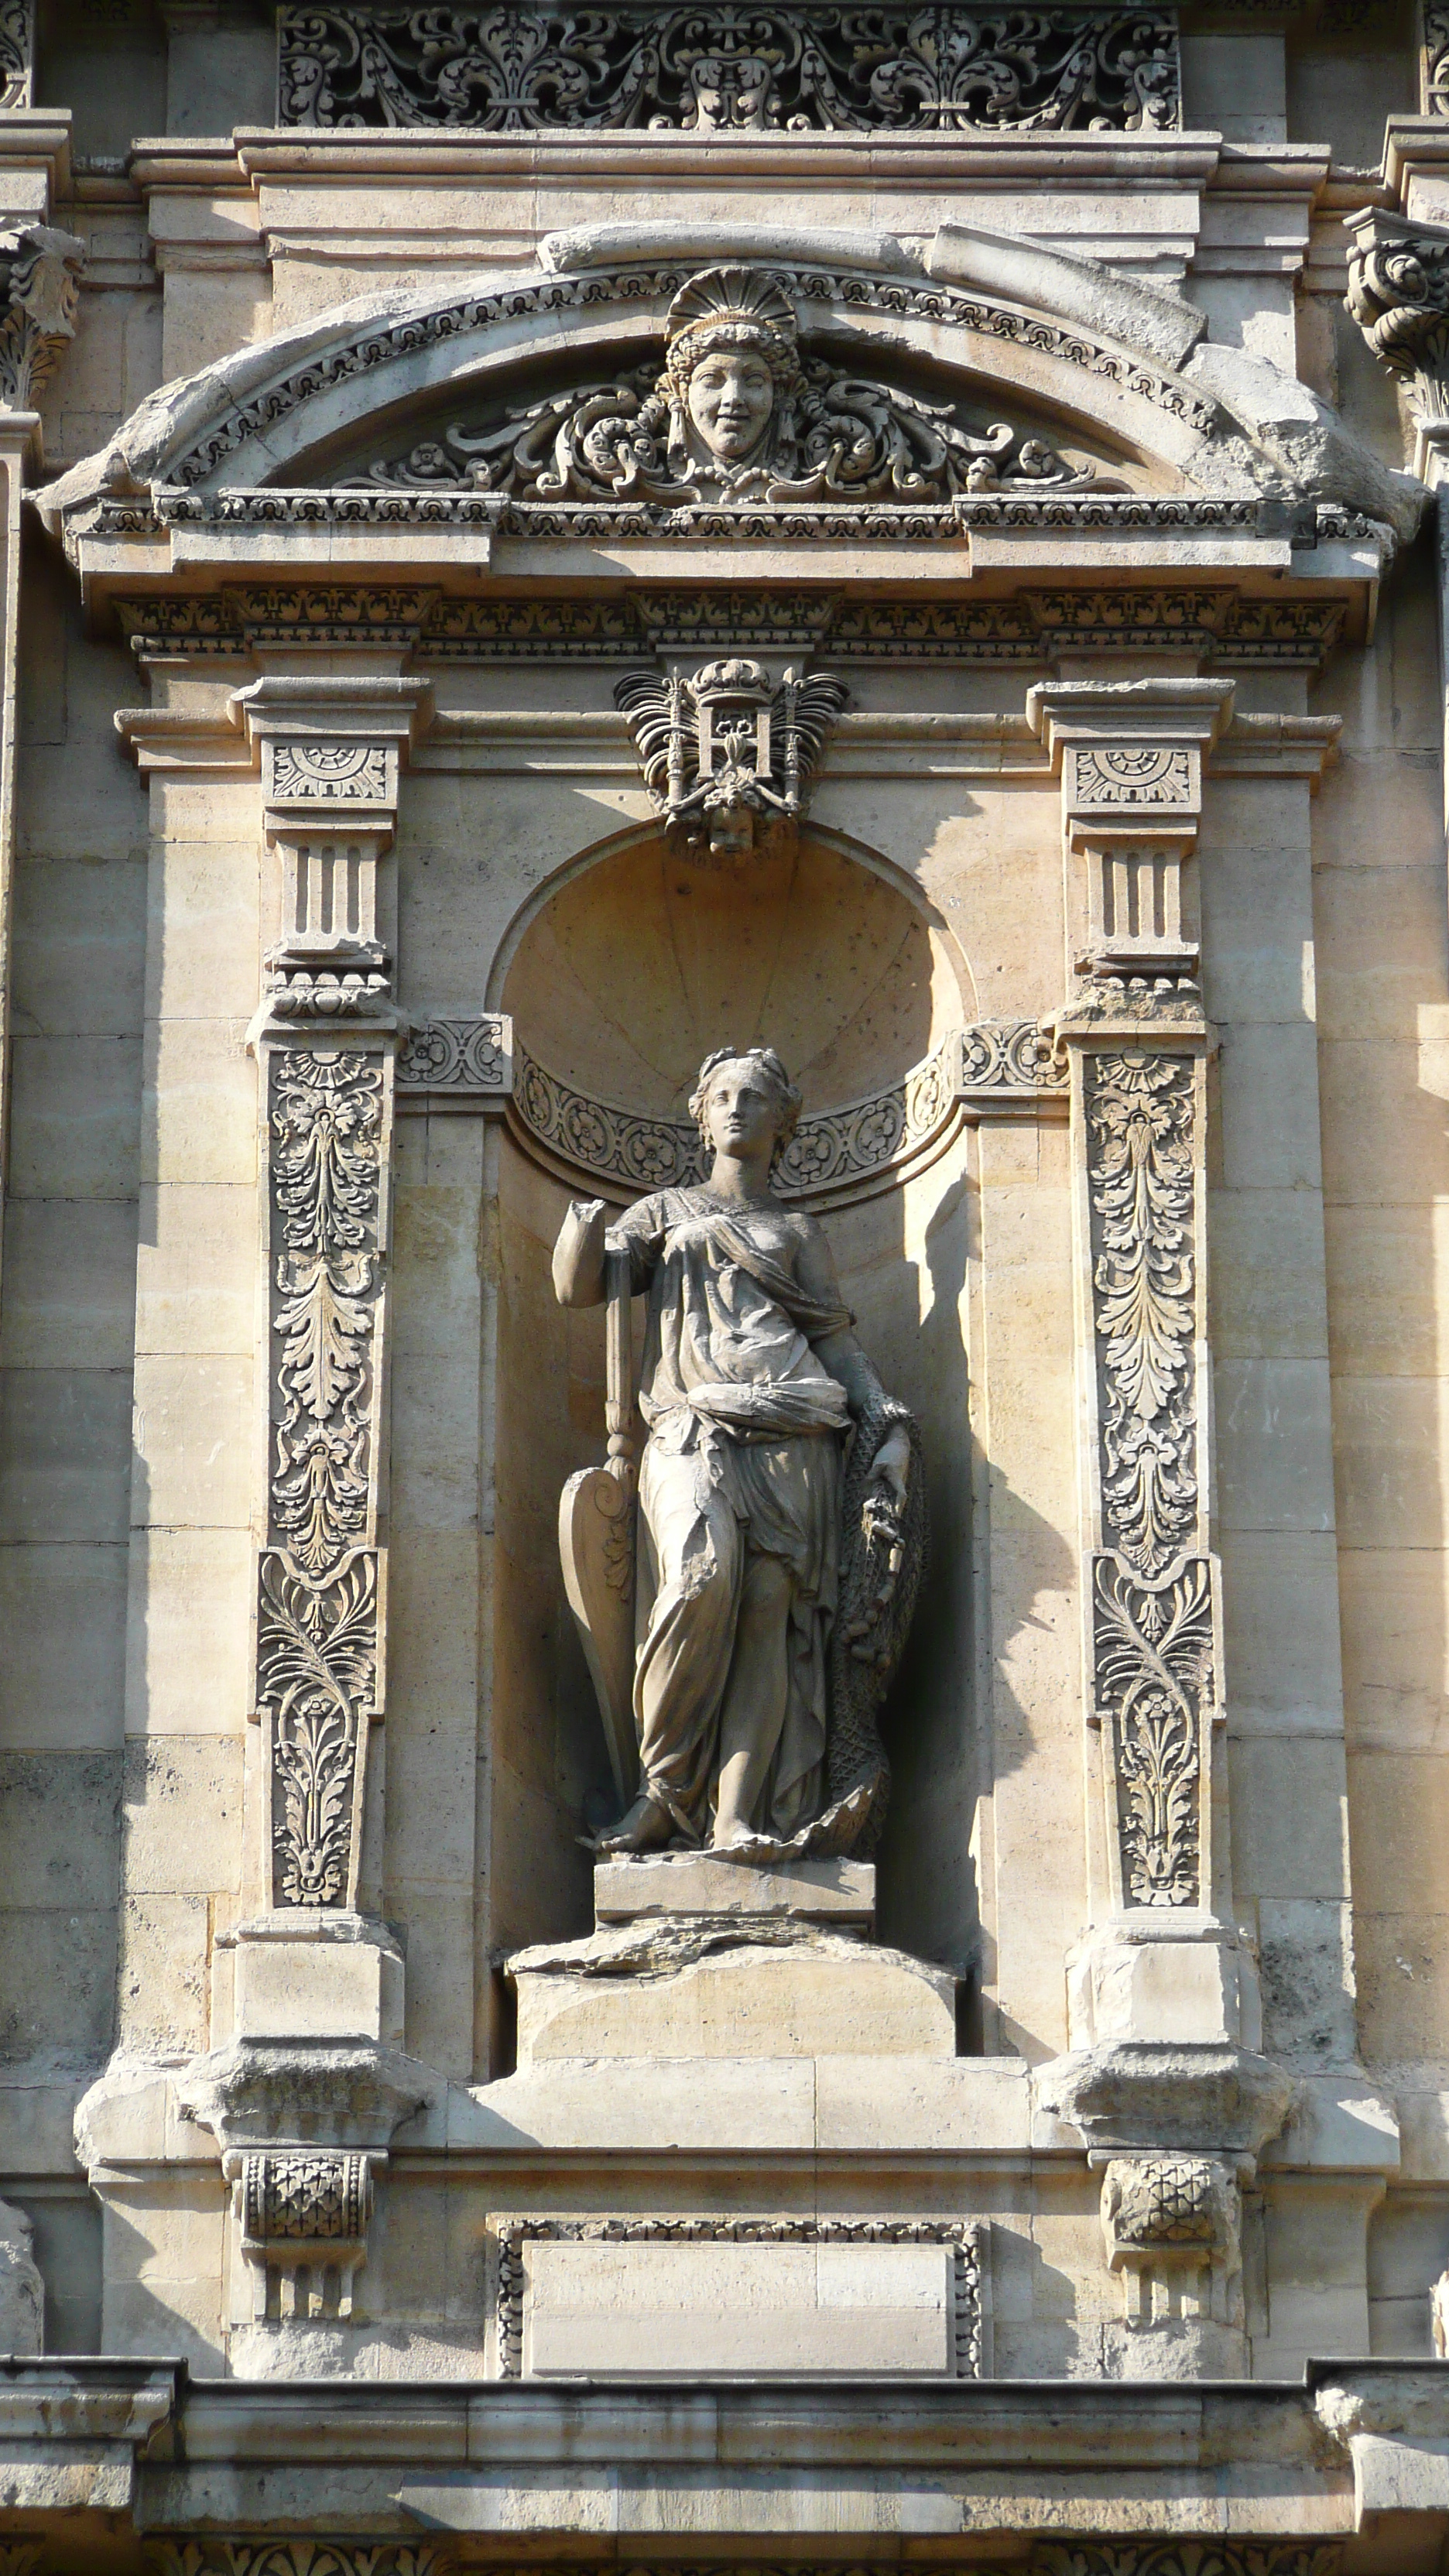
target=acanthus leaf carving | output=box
[258,1545,381,1908]
[259,1049,389,1911]
[1094,1552,1214,1909]
[0,222,84,407]
[1086,1050,1198,1576]
[1345,206,1449,420]
[277,2,1180,134]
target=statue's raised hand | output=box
[552,1196,609,1307]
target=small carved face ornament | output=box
[687,351,775,462]
[703,1062,783,1159]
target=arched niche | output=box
[488,824,980,1991]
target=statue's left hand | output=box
[872,1422,911,1507]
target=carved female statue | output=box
[553,1046,925,1858]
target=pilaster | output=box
[184,676,433,2344]
[1029,677,1285,2376]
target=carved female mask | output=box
[684,346,776,464]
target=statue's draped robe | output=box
[610,1188,852,1842]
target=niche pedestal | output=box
[507,1856,957,2063]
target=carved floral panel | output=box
[257,1049,389,1910]
[278,2,1180,133]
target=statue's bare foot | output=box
[596,1793,674,1854]
[711,1814,755,1851]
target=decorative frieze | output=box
[277,2,1180,133]
[396,1020,1063,1177]
[148,2547,448,2576]
[615,657,848,856]
[396,1012,512,1099]
[114,582,1349,673]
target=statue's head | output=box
[690,1044,802,1172]
[662,268,800,468]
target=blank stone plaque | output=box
[522,2236,957,2376]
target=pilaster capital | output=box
[233,673,437,840]
[1028,679,1233,981]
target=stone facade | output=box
[2,0,1449,2567]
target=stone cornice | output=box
[127,125,1230,194]
[0,2358,1444,2552]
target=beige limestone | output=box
[594,1856,876,1927]
[521,2237,957,2378]
[512,1937,957,2063]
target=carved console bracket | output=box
[227,2145,381,2321]
[1098,2151,1243,2331]
[0,222,84,410]
[1346,206,1449,479]
[616,658,848,858]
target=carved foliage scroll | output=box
[278,3,1180,134]
[1083,1050,1210,1911]
[258,1050,389,1910]
[0,0,30,109]
[1086,1051,1197,1578]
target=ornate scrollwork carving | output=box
[278,2,1180,133]
[149,2542,447,2576]
[396,1013,510,1093]
[0,0,32,107]
[1085,1050,1197,1577]
[155,263,1214,491]
[615,656,848,854]
[1345,206,1449,420]
[259,1547,381,1906]
[1094,1553,1213,1908]
[0,222,84,406]
[363,262,1125,509]
[257,1051,387,1910]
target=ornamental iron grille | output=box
[276,3,1181,133]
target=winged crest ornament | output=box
[615,657,849,857]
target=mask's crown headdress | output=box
[662,265,801,399]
